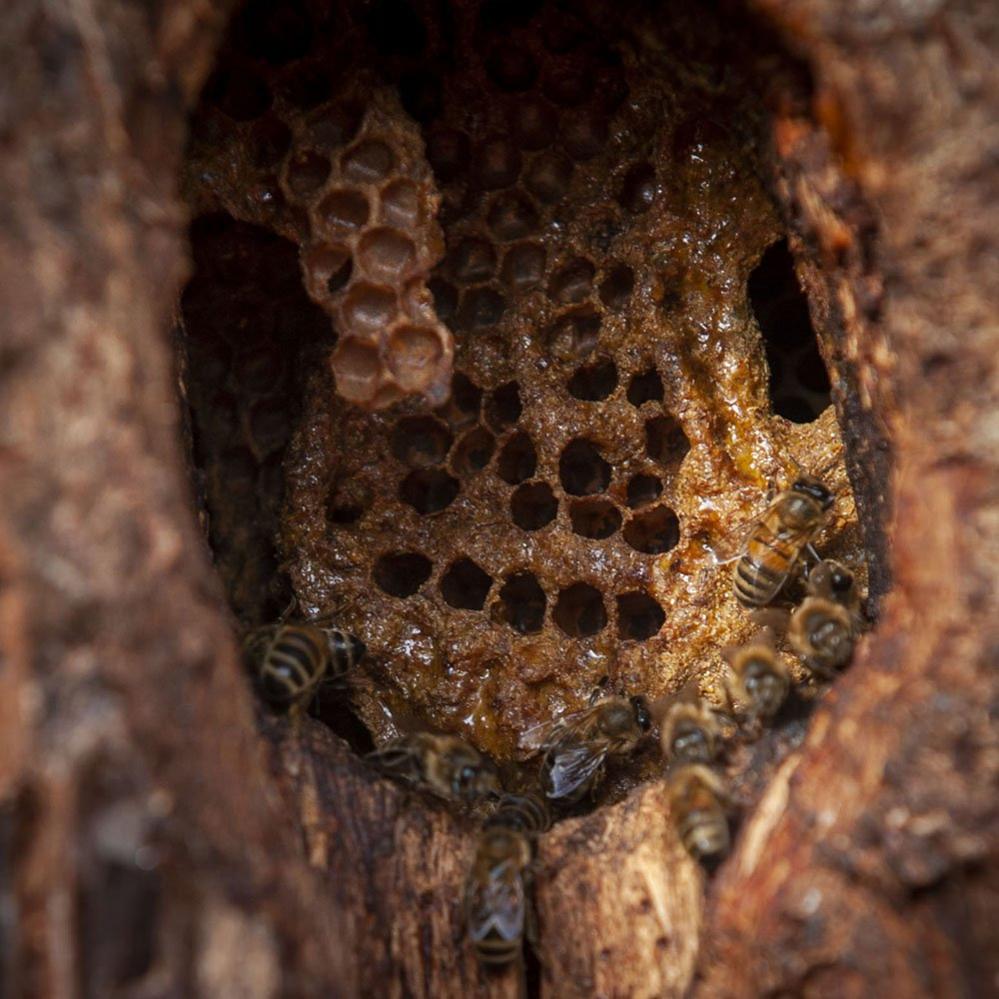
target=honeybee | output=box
[366,733,501,801]
[523,693,651,804]
[722,629,790,729]
[465,792,550,966]
[654,683,724,765]
[668,763,731,862]
[244,621,365,711]
[788,559,863,678]
[732,477,834,607]
[806,559,862,615]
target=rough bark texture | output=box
[0,2,996,999]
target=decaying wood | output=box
[0,0,996,997]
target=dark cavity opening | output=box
[627,368,664,406]
[485,381,522,431]
[569,498,622,540]
[436,370,482,430]
[617,592,666,641]
[568,358,618,401]
[441,558,493,610]
[399,469,460,514]
[645,415,690,470]
[494,572,547,634]
[374,552,433,597]
[624,506,680,554]
[626,473,663,509]
[559,438,611,496]
[497,431,537,485]
[598,264,635,311]
[554,583,608,638]
[748,239,830,423]
[511,482,558,531]
[390,416,453,467]
[452,426,495,476]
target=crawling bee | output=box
[366,733,501,801]
[806,559,862,615]
[465,793,549,967]
[722,629,790,729]
[788,559,863,679]
[654,683,724,766]
[732,477,835,607]
[668,763,731,862]
[244,621,365,712]
[523,693,651,805]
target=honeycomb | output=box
[181,0,863,781]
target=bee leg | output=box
[803,542,823,567]
[804,658,839,684]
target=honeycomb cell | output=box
[627,368,664,406]
[342,139,396,183]
[541,13,585,52]
[599,264,635,311]
[380,179,421,229]
[386,325,445,391]
[485,46,538,92]
[249,116,293,167]
[246,399,291,457]
[452,426,496,475]
[511,98,557,151]
[441,558,493,610]
[437,371,483,430]
[545,308,601,362]
[332,337,381,400]
[357,228,417,281]
[501,242,546,291]
[645,414,690,468]
[374,552,433,597]
[428,278,458,321]
[449,238,497,283]
[554,583,607,638]
[548,256,595,304]
[476,136,521,190]
[316,189,370,237]
[623,505,680,554]
[484,382,522,431]
[286,150,331,199]
[626,473,663,509]
[487,191,539,241]
[561,109,609,161]
[390,415,453,467]
[340,282,398,332]
[569,498,622,539]
[426,128,470,182]
[617,592,666,641]
[510,482,558,531]
[399,468,460,514]
[618,161,657,214]
[524,151,573,204]
[544,66,590,107]
[497,431,537,485]
[493,572,546,635]
[559,438,611,495]
[306,101,364,153]
[303,243,352,298]
[567,358,618,401]
[457,287,506,331]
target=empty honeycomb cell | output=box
[524,151,573,204]
[544,65,591,107]
[399,468,460,514]
[485,46,538,92]
[554,583,607,638]
[457,287,506,330]
[510,481,558,531]
[627,367,664,406]
[302,243,352,299]
[616,592,666,641]
[331,337,381,401]
[277,61,333,110]
[341,139,396,183]
[426,127,471,183]
[623,505,680,554]
[545,308,601,363]
[618,161,657,214]
[386,325,445,391]
[286,150,331,199]
[357,228,417,281]
[246,399,291,457]
[249,116,293,167]
[561,109,609,161]
[501,242,546,291]
[599,264,635,311]
[326,478,370,526]
[559,438,611,496]
[436,371,483,430]
[449,238,497,284]
[497,431,537,485]
[374,552,433,598]
[340,282,398,331]
[380,179,421,229]
[645,414,690,469]
[493,572,546,635]
[390,416,453,467]
[208,63,271,121]
[452,426,496,475]
[567,358,618,401]
[626,473,663,509]
[305,101,365,154]
[548,256,595,304]
[484,381,522,431]
[476,136,522,190]
[510,97,557,151]
[487,191,540,241]
[569,498,622,540]
[428,277,458,321]
[316,189,370,237]
[440,558,493,610]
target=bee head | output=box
[452,752,501,799]
[827,563,854,594]
[671,720,713,764]
[791,477,834,511]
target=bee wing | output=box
[544,743,608,801]
[518,716,569,754]
[366,740,421,783]
[465,866,526,943]
[707,509,766,565]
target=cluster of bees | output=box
[242,474,866,968]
